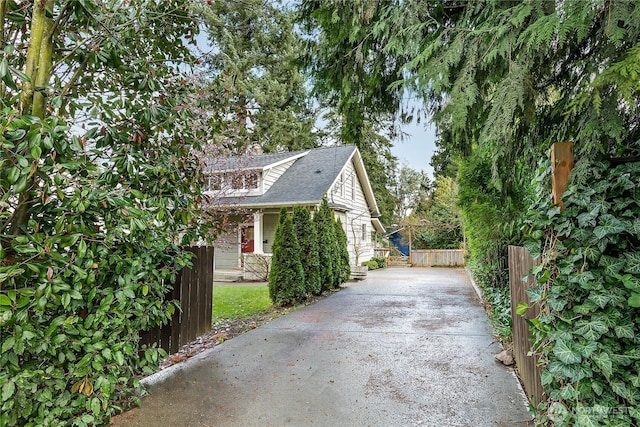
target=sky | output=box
[391,119,438,180]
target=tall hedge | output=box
[314,198,335,292]
[268,208,306,306]
[334,218,351,286]
[292,206,321,295]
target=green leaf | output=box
[587,292,610,309]
[574,319,609,340]
[594,215,626,239]
[30,145,42,159]
[614,323,635,339]
[575,411,600,427]
[611,381,633,402]
[574,340,597,358]
[515,302,529,316]
[624,252,640,274]
[592,352,613,379]
[0,294,11,306]
[13,175,28,193]
[2,336,15,352]
[78,239,87,259]
[1,381,15,402]
[628,293,640,308]
[536,269,550,284]
[90,397,101,415]
[552,339,581,364]
[6,167,20,184]
[526,284,544,303]
[0,57,8,77]
[599,255,626,275]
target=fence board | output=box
[508,245,544,406]
[140,246,214,355]
[411,249,465,267]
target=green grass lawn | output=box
[213,285,272,320]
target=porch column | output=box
[253,212,264,254]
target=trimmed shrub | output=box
[268,208,305,306]
[371,256,387,268]
[292,206,321,295]
[333,219,351,287]
[314,198,335,292]
[362,260,378,270]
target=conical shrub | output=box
[268,208,306,306]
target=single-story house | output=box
[204,145,385,278]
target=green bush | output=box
[371,256,387,269]
[362,260,378,270]
[314,198,336,292]
[333,219,351,287]
[268,208,306,306]
[292,206,321,295]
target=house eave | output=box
[372,217,386,234]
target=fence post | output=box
[551,142,574,210]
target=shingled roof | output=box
[208,145,380,217]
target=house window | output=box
[351,176,356,200]
[340,172,345,197]
[361,223,367,242]
[231,174,244,190]
[205,174,223,191]
[246,172,258,189]
[205,171,259,191]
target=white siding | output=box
[214,230,240,269]
[262,159,296,193]
[328,160,375,266]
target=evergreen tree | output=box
[200,0,318,152]
[268,208,306,306]
[292,206,322,295]
[313,197,335,291]
[334,218,351,286]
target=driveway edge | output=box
[464,266,484,302]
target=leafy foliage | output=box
[524,159,640,425]
[299,0,409,145]
[200,0,318,152]
[411,175,462,250]
[268,208,306,306]
[0,1,225,424]
[457,150,526,288]
[371,256,387,269]
[292,206,321,295]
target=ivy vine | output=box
[523,159,640,426]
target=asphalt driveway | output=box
[113,267,532,426]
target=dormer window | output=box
[205,170,260,192]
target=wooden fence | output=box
[508,245,544,406]
[140,246,214,354]
[411,249,465,267]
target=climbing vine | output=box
[523,158,640,425]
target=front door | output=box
[241,226,254,253]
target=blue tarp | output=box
[389,232,409,256]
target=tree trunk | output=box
[10,0,55,235]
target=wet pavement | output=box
[112,267,533,427]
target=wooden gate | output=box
[140,246,214,354]
[508,245,544,406]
